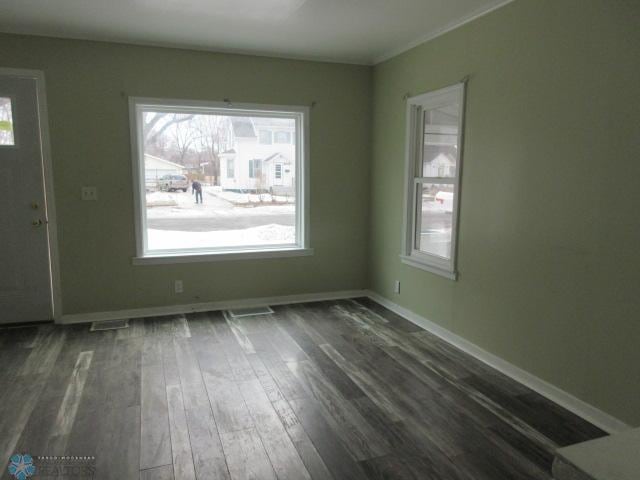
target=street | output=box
[147,214,295,232]
[146,189,295,232]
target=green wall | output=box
[370,0,640,426]
[2,0,638,426]
[0,34,372,315]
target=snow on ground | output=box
[147,191,178,207]
[211,188,294,205]
[146,190,294,219]
[147,224,295,250]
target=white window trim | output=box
[401,82,467,280]
[129,97,311,265]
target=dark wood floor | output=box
[0,298,606,480]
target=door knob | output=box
[32,219,43,227]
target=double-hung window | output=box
[248,159,262,179]
[401,83,466,279]
[130,98,310,264]
[226,158,235,179]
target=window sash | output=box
[129,97,310,259]
[402,82,466,279]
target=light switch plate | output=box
[81,186,98,201]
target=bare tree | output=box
[194,115,230,185]
[143,112,195,148]
[171,116,199,163]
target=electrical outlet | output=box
[81,186,98,201]
[394,280,401,294]
[174,280,184,294]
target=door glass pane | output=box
[422,104,458,177]
[416,183,454,259]
[0,97,15,146]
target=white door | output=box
[0,73,53,324]
[274,163,283,186]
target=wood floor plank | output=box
[270,399,334,480]
[140,363,172,470]
[320,343,404,422]
[220,428,277,480]
[0,327,67,461]
[185,312,220,340]
[171,315,192,338]
[202,373,254,434]
[18,324,66,376]
[141,465,175,480]
[245,354,287,403]
[64,337,115,458]
[50,350,94,437]
[220,339,258,382]
[350,396,426,457]
[162,339,181,388]
[238,379,312,480]
[185,406,230,480]
[358,455,420,480]
[224,312,256,354]
[287,359,391,461]
[174,338,209,410]
[95,404,141,480]
[287,398,368,480]
[351,298,423,333]
[166,384,196,480]
[248,335,309,401]
[277,315,367,400]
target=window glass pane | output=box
[274,131,291,144]
[0,97,15,146]
[142,111,296,252]
[259,130,272,144]
[422,104,458,177]
[415,183,454,259]
[226,158,234,178]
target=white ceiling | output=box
[0,0,513,65]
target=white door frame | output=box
[0,68,62,322]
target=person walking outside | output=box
[192,180,203,204]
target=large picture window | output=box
[130,98,310,263]
[401,83,466,279]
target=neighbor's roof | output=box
[230,116,295,138]
[252,117,295,129]
[263,152,292,164]
[144,154,184,169]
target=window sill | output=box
[133,247,314,265]
[400,255,458,280]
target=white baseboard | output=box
[60,289,368,325]
[365,290,631,435]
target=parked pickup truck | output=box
[158,174,189,192]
